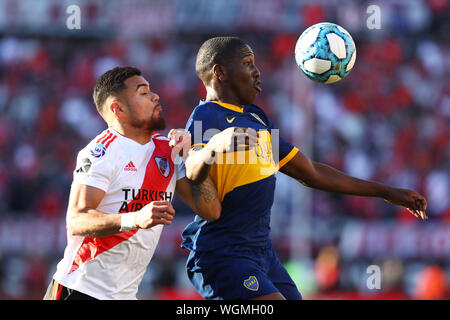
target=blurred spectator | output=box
[315,245,340,290]
[413,265,447,300]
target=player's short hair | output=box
[195,36,248,83]
[93,66,142,115]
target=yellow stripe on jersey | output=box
[211,101,244,113]
[277,147,299,170]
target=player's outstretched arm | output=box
[68,184,175,238]
[280,151,428,220]
[168,128,221,220]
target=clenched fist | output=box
[135,200,175,229]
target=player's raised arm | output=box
[279,150,428,220]
[68,184,175,238]
[168,128,221,220]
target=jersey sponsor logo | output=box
[90,143,106,158]
[124,161,137,172]
[226,116,236,123]
[243,276,259,291]
[75,158,92,173]
[118,188,174,212]
[155,156,170,178]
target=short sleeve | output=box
[175,155,186,181]
[72,147,115,192]
[276,136,299,169]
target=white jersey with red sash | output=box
[52,128,185,300]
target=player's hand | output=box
[135,200,175,229]
[168,128,191,161]
[207,127,258,153]
[384,188,428,220]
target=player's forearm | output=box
[185,146,216,183]
[192,177,221,220]
[304,162,391,198]
[68,209,122,238]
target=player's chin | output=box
[151,114,166,131]
[242,90,259,105]
[251,86,261,100]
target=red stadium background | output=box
[0,0,448,300]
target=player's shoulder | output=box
[186,101,221,130]
[78,128,120,162]
[246,104,272,127]
[192,101,224,118]
[247,104,267,117]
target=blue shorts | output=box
[185,244,302,300]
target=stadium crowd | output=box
[0,0,448,299]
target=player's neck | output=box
[205,88,243,108]
[109,123,152,145]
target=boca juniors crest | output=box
[154,156,171,178]
[243,276,259,291]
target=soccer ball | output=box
[295,22,356,84]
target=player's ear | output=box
[109,101,124,118]
[212,64,226,82]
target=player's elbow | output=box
[186,170,200,183]
[209,203,222,220]
[185,162,201,182]
[67,209,86,236]
[198,203,221,221]
[185,162,208,184]
[185,148,213,184]
[67,214,78,236]
[293,163,323,189]
[296,175,320,189]
[203,213,221,221]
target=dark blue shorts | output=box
[185,244,302,300]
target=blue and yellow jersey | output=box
[181,101,298,251]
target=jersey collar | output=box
[208,100,244,113]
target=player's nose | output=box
[252,65,261,79]
[151,91,160,102]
